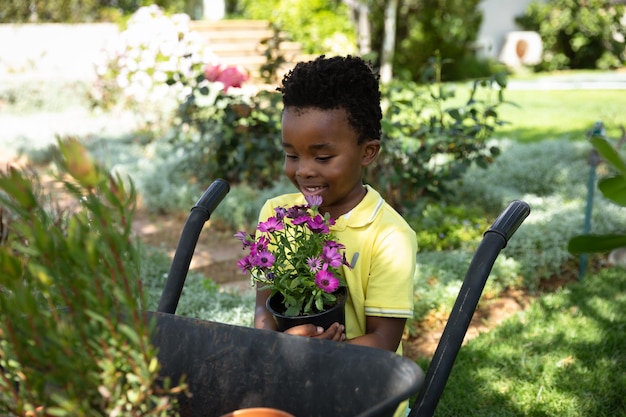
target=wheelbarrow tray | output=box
[149,311,424,417]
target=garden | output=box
[2,2,626,416]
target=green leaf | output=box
[0,167,37,210]
[567,234,626,254]
[590,136,626,175]
[598,176,626,206]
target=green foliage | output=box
[569,133,626,254]
[369,57,508,212]
[0,0,187,22]
[173,87,284,189]
[515,0,626,71]
[431,268,626,416]
[139,244,255,326]
[233,0,356,55]
[456,138,626,289]
[371,0,486,81]
[0,138,186,415]
[409,203,490,252]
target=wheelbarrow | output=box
[150,179,530,417]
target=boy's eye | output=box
[285,154,298,160]
[316,156,332,162]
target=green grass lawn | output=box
[495,90,626,143]
[417,267,626,416]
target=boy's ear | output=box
[361,139,381,167]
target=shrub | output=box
[0,139,186,415]
[0,0,187,22]
[456,138,626,289]
[233,0,357,56]
[90,5,217,129]
[368,57,507,212]
[515,0,626,71]
[408,203,490,252]
[172,86,284,189]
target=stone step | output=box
[189,19,306,80]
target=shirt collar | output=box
[331,185,383,231]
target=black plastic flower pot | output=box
[266,286,347,332]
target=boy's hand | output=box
[284,322,345,342]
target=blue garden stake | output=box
[579,121,604,280]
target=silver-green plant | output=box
[0,138,187,416]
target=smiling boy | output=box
[254,56,417,367]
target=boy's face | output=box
[281,107,380,219]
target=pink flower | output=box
[218,66,249,91]
[315,269,340,293]
[204,63,223,82]
[203,63,249,92]
[322,245,343,268]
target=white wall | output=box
[477,0,539,60]
[0,23,118,81]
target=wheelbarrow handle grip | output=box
[192,178,230,222]
[486,200,531,245]
[157,179,230,314]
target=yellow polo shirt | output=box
[258,185,417,352]
[258,185,417,417]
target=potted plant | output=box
[234,195,351,331]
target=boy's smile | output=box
[281,107,380,220]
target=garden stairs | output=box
[189,19,313,82]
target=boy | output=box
[254,55,417,359]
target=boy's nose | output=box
[295,161,316,178]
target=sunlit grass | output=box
[420,268,626,417]
[496,89,626,143]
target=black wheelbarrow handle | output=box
[410,200,531,417]
[157,179,230,314]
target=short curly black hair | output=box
[277,55,382,143]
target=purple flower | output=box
[315,269,340,293]
[250,236,269,255]
[306,256,323,272]
[325,240,345,250]
[306,214,329,234]
[286,205,309,219]
[258,216,284,233]
[322,245,343,268]
[253,251,275,268]
[233,231,253,248]
[274,206,287,221]
[305,194,322,208]
[291,215,310,226]
[236,256,254,274]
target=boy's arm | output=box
[346,316,406,351]
[254,288,278,330]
